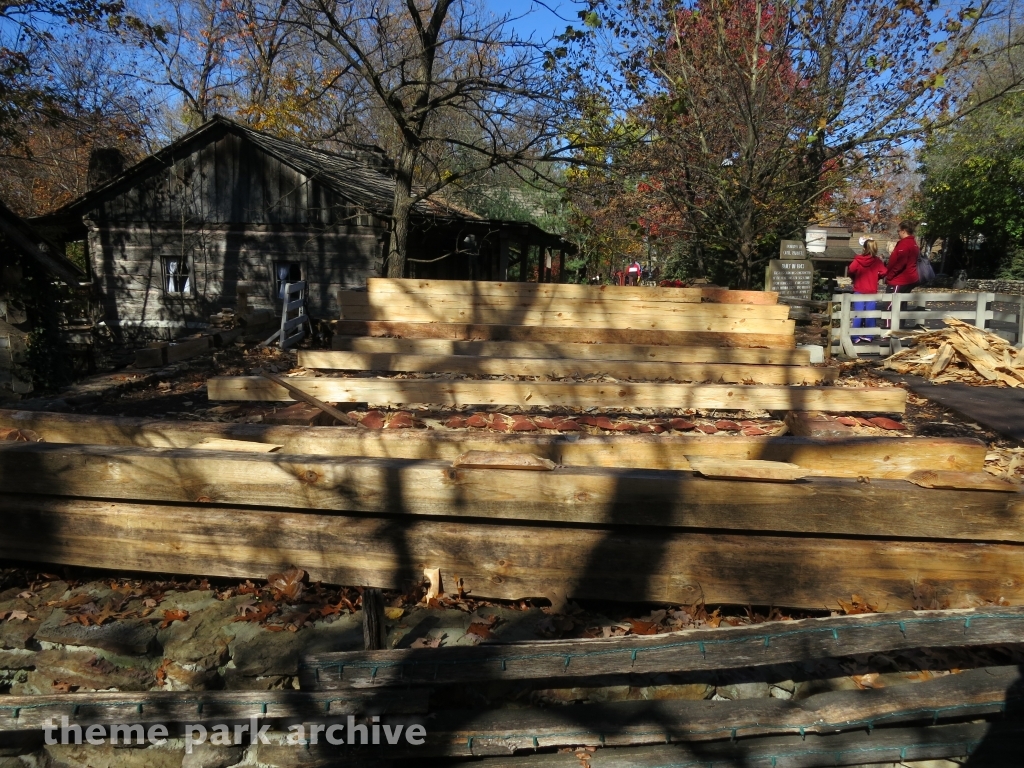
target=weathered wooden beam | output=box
[365,278,703,303]
[303,611,1024,689]
[0,689,427,731]
[334,320,796,348]
[297,351,837,385]
[302,667,1021,757]
[342,290,791,322]
[0,411,983,478]
[339,302,794,333]
[0,442,1014,538]
[701,286,779,304]
[466,722,1020,768]
[3,494,1024,609]
[208,377,907,413]
[331,336,812,365]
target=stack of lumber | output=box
[4,609,1024,766]
[208,278,908,413]
[0,409,1017,611]
[885,317,1024,387]
[336,278,795,348]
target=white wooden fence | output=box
[829,292,1024,358]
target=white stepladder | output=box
[262,281,309,350]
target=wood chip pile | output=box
[883,317,1024,387]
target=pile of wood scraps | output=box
[884,317,1024,387]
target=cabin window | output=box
[163,257,191,295]
[274,261,302,300]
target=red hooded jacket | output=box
[886,236,920,286]
[848,253,886,294]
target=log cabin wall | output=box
[83,130,385,340]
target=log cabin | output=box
[36,116,569,340]
[0,199,86,399]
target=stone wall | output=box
[964,278,1024,295]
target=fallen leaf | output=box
[466,622,495,640]
[267,567,306,601]
[851,672,881,689]
[410,634,445,649]
[6,610,29,622]
[384,607,405,620]
[627,619,659,635]
[159,609,189,629]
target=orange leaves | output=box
[268,567,305,601]
[837,595,878,615]
[159,609,189,629]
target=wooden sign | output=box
[766,259,814,300]
[779,240,807,260]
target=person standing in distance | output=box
[884,222,920,328]
[848,237,886,344]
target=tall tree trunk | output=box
[386,147,417,278]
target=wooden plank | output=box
[342,290,790,320]
[334,320,796,348]
[701,286,779,304]
[236,670,1024,762]
[303,615,1024,689]
[331,336,813,365]
[0,443,1017,540]
[297,351,838,385]
[208,376,907,413]
[3,494,1024,609]
[298,668,1022,757]
[365,277,702,303]
[260,371,360,427]
[166,336,212,363]
[338,301,795,334]
[0,689,427,731]
[468,722,1019,768]
[0,412,983,477]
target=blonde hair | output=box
[862,238,878,257]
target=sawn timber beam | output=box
[3,494,1024,608]
[0,442,1015,540]
[297,351,838,385]
[333,320,797,348]
[331,336,812,364]
[0,411,982,478]
[207,377,906,413]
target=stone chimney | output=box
[87,148,127,189]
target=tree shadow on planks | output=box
[964,664,1024,766]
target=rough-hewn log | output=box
[0,411,983,478]
[339,303,794,334]
[341,291,790,324]
[331,336,811,365]
[365,278,703,303]
[0,689,427,731]
[2,495,1023,609]
[1,443,1011,539]
[297,351,837,385]
[303,612,1024,689]
[207,377,907,413]
[464,722,1020,768]
[333,320,796,349]
[300,667,1022,757]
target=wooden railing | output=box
[829,291,1024,357]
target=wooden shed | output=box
[0,198,86,398]
[36,117,569,340]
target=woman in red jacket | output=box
[848,237,887,343]
[884,221,920,328]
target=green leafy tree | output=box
[919,80,1024,278]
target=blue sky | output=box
[496,0,582,41]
